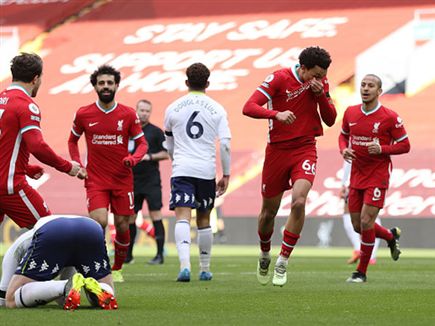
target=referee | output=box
[127,99,169,265]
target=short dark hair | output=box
[186,63,210,90]
[365,74,383,88]
[299,46,332,70]
[90,65,121,86]
[10,53,43,83]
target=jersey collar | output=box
[360,102,381,116]
[291,64,303,84]
[96,101,118,114]
[7,84,31,97]
[188,91,205,95]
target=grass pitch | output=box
[2,245,435,325]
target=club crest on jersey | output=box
[28,103,40,115]
[117,135,123,144]
[372,122,380,133]
[117,120,123,131]
[286,83,310,101]
[395,117,404,128]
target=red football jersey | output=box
[71,102,144,190]
[0,86,42,195]
[257,65,332,143]
[341,103,408,189]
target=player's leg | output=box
[197,209,213,281]
[370,217,382,264]
[5,275,69,308]
[88,188,110,228]
[147,185,165,264]
[0,231,34,306]
[0,183,51,229]
[257,193,283,285]
[273,179,311,287]
[73,217,117,309]
[110,189,135,280]
[170,177,196,281]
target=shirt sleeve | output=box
[129,112,144,140]
[17,101,42,135]
[156,127,167,152]
[389,112,408,142]
[71,111,84,137]
[217,110,232,140]
[256,71,282,100]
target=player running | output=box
[339,74,410,283]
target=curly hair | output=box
[10,53,43,83]
[299,46,332,70]
[186,63,210,90]
[90,65,121,86]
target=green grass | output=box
[2,246,435,325]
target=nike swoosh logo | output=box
[349,122,357,126]
[129,205,135,209]
[89,122,99,127]
[372,197,381,201]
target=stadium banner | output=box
[0,2,434,242]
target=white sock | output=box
[100,282,114,295]
[343,213,360,250]
[198,227,213,272]
[276,255,289,266]
[175,220,191,271]
[14,280,67,308]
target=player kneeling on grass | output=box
[4,215,117,310]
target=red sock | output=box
[258,230,273,253]
[357,228,375,274]
[112,229,130,271]
[374,223,393,241]
[139,220,155,238]
[280,230,300,258]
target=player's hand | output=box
[123,155,135,168]
[77,167,88,180]
[216,175,230,197]
[342,148,356,163]
[68,161,81,176]
[368,142,382,155]
[26,164,44,179]
[276,111,296,124]
[310,79,324,96]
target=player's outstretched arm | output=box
[217,137,231,197]
[22,129,74,175]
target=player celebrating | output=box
[165,63,231,282]
[0,53,80,229]
[243,46,336,286]
[68,65,148,282]
[4,215,117,310]
[339,74,410,283]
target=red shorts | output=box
[261,142,317,198]
[0,183,51,228]
[86,188,134,216]
[348,187,387,212]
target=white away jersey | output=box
[164,92,231,179]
